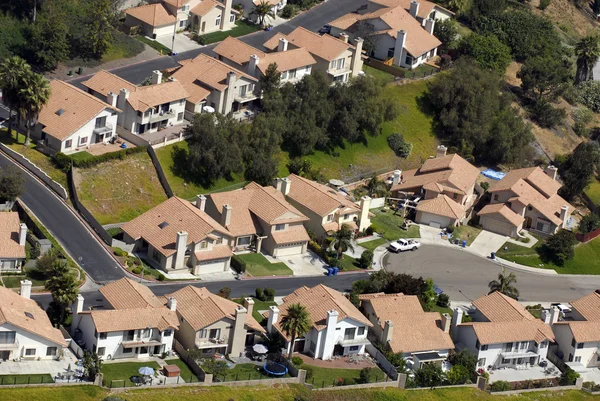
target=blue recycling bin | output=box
[461,240,467,248]
[327,267,333,276]
[332,267,339,275]
[490,252,496,260]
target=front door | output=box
[525,216,533,228]
[0,351,10,361]
[95,133,104,143]
[245,333,254,346]
[201,21,206,32]
[333,344,344,356]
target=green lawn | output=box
[101,32,145,62]
[235,252,293,277]
[301,364,387,388]
[217,363,278,382]
[101,361,162,388]
[68,151,94,163]
[362,65,396,84]
[135,35,171,55]
[369,208,420,240]
[429,304,453,317]
[155,140,247,200]
[337,255,366,271]
[451,225,483,246]
[251,299,277,324]
[585,178,600,205]
[359,237,387,251]
[165,358,199,382]
[2,274,45,289]
[197,20,261,45]
[0,374,53,385]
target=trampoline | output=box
[263,362,288,376]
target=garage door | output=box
[276,243,305,257]
[154,24,176,37]
[416,211,452,228]
[481,217,515,237]
[193,259,228,275]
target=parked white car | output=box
[389,239,421,252]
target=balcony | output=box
[336,336,370,347]
[121,338,163,347]
[327,66,351,77]
[234,91,259,103]
[148,110,176,123]
[0,340,19,350]
[195,337,229,349]
[93,123,113,135]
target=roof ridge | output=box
[290,174,347,207]
[495,291,531,320]
[193,54,258,82]
[248,182,300,218]
[53,80,118,111]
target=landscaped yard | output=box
[197,20,260,44]
[337,255,365,271]
[135,35,171,55]
[1,270,45,289]
[155,140,247,200]
[101,361,162,387]
[235,252,293,277]
[429,304,453,317]
[585,178,600,206]
[452,225,483,246]
[218,363,276,382]
[369,208,420,240]
[301,363,387,388]
[359,237,387,252]
[362,65,396,84]
[74,151,167,225]
[165,358,199,382]
[0,374,53,385]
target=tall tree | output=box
[574,35,600,85]
[76,0,115,59]
[488,268,519,299]
[365,174,388,197]
[45,260,78,325]
[259,63,281,94]
[0,56,31,137]
[558,141,600,200]
[243,114,282,185]
[458,33,512,74]
[250,0,275,26]
[0,166,25,202]
[434,19,458,53]
[518,55,570,102]
[279,303,312,360]
[331,223,354,259]
[30,0,70,71]
[19,71,51,145]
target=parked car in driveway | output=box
[551,303,572,317]
[389,239,421,252]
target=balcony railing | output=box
[234,91,259,103]
[336,336,370,346]
[0,339,19,350]
[195,337,229,348]
[93,123,113,135]
[148,110,176,123]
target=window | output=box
[344,328,356,340]
[216,16,221,26]
[25,349,36,356]
[46,347,57,356]
[477,358,486,367]
[493,194,499,201]
[536,221,550,233]
[597,355,600,362]
[337,58,344,69]
[343,214,349,220]
[142,328,152,338]
[575,356,582,362]
[65,139,72,149]
[357,327,365,336]
[216,237,223,245]
[137,111,142,117]
[481,344,489,351]
[97,347,105,356]
[79,137,88,146]
[199,329,208,338]
[519,341,529,350]
[99,332,107,340]
[144,110,151,117]
[95,116,106,128]
[229,14,235,23]
[568,353,573,362]
[237,236,251,246]
[572,339,576,348]
[275,224,285,231]
[200,241,208,249]
[453,193,458,199]
[177,112,183,121]
[501,358,509,364]
[0,331,16,345]
[288,69,296,79]
[504,342,512,352]
[281,71,288,80]
[539,341,547,348]
[163,329,172,337]
[327,214,333,222]
[123,347,133,354]
[179,20,185,27]
[209,328,221,339]
[476,340,480,349]
[349,346,359,351]
[305,66,310,73]
[577,342,584,349]
[152,249,161,262]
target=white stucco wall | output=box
[0,323,64,360]
[59,109,118,154]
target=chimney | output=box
[359,196,371,232]
[18,223,27,247]
[339,33,349,43]
[560,206,569,227]
[223,71,237,114]
[273,177,283,192]
[322,310,339,359]
[230,306,248,357]
[267,306,280,333]
[196,194,207,211]
[436,145,447,158]
[151,70,163,85]
[393,30,407,67]
[117,88,129,126]
[278,38,288,52]
[248,54,259,76]
[107,92,118,108]
[392,169,402,187]
[549,306,560,324]
[174,231,188,270]
[75,294,84,314]
[243,297,255,317]
[409,0,419,18]
[541,309,551,324]
[441,313,451,333]
[545,165,558,180]
[281,177,291,196]
[221,0,232,30]
[167,297,177,311]
[20,280,32,300]
[382,320,394,343]
[424,18,435,35]
[221,204,232,227]
[450,307,463,340]
[351,37,364,78]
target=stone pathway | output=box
[506,231,539,248]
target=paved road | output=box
[0,152,126,283]
[68,0,365,87]
[384,245,600,303]
[32,272,368,309]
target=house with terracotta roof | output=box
[71,278,179,360]
[451,292,554,372]
[233,0,286,23]
[366,0,453,24]
[263,27,364,84]
[359,293,454,370]
[478,166,574,238]
[121,196,234,275]
[165,286,264,358]
[0,212,27,272]
[390,146,480,228]
[32,80,120,154]
[124,3,177,38]
[266,284,373,360]
[214,36,317,85]
[329,0,442,69]
[82,70,187,135]
[204,182,310,257]
[279,175,371,239]
[0,281,66,361]
[170,53,259,116]
[188,0,237,35]
[551,291,600,370]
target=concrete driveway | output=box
[469,230,508,257]
[155,33,203,54]
[275,251,328,276]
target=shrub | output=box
[54,152,72,171]
[544,230,578,266]
[387,133,413,158]
[572,107,594,137]
[255,287,265,301]
[480,182,490,192]
[231,256,246,273]
[446,365,471,385]
[112,247,128,257]
[490,380,511,392]
[580,213,600,235]
[55,146,145,170]
[559,368,580,385]
[365,225,374,235]
[131,267,142,274]
[437,293,450,308]
[529,100,566,128]
[157,273,165,281]
[218,287,232,299]
[358,367,373,384]
[280,4,298,18]
[291,356,304,366]
[539,0,551,9]
[264,288,275,301]
[577,80,600,112]
[358,250,374,269]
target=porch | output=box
[488,360,561,383]
[85,137,136,156]
[300,354,377,370]
[0,348,79,378]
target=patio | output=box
[300,354,377,370]
[487,360,561,383]
[85,138,135,156]
[0,348,79,378]
[579,367,600,383]
[140,122,189,146]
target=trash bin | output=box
[327,267,333,276]
[490,252,496,260]
[332,267,339,275]
[77,67,83,75]
[461,240,467,248]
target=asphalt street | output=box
[384,245,600,303]
[0,152,126,283]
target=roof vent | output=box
[24,311,34,319]
[55,109,65,116]
[158,221,169,229]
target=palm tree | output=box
[365,174,389,197]
[575,35,600,84]
[331,223,354,260]
[280,303,312,360]
[250,0,275,27]
[19,71,51,146]
[0,56,31,138]
[488,268,519,299]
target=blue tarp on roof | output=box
[481,169,506,180]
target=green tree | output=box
[0,56,31,137]
[35,248,61,277]
[331,223,354,259]
[0,166,25,202]
[30,0,70,70]
[259,62,281,94]
[458,34,512,74]
[243,113,282,185]
[19,71,51,145]
[414,363,445,387]
[82,351,102,380]
[78,0,115,59]
[45,259,78,325]
[200,359,228,377]
[575,35,600,85]
[559,141,600,200]
[434,19,458,52]
[365,174,388,197]
[544,230,578,266]
[449,349,478,373]
[279,303,312,359]
[387,133,412,158]
[576,80,600,112]
[250,0,275,26]
[446,365,471,385]
[488,268,519,299]
[518,55,570,102]
[579,213,600,235]
[358,250,374,269]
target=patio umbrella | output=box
[253,344,268,354]
[138,367,155,376]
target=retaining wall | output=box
[146,145,174,198]
[116,126,150,147]
[576,226,600,243]
[365,343,398,380]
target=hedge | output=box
[231,255,246,273]
[54,146,146,170]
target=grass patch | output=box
[155,141,247,200]
[101,361,162,388]
[75,151,167,224]
[0,374,53,385]
[68,151,94,163]
[429,304,452,317]
[370,208,420,240]
[217,363,278,382]
[585,178,600,205]
[2,273,45,288]
[135,35,171,55]
[362,65,395,84]
[302,364,387,388]
[101,32,145,63]
[337,255,366,271]
[106,227,122,237]
[0,129,67,188]
[451,225,482,246]
[234,296,277,324]
[165,358,199,382]
[359,237,387,251]
[235,252,293,277]
[197,20,260,45]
